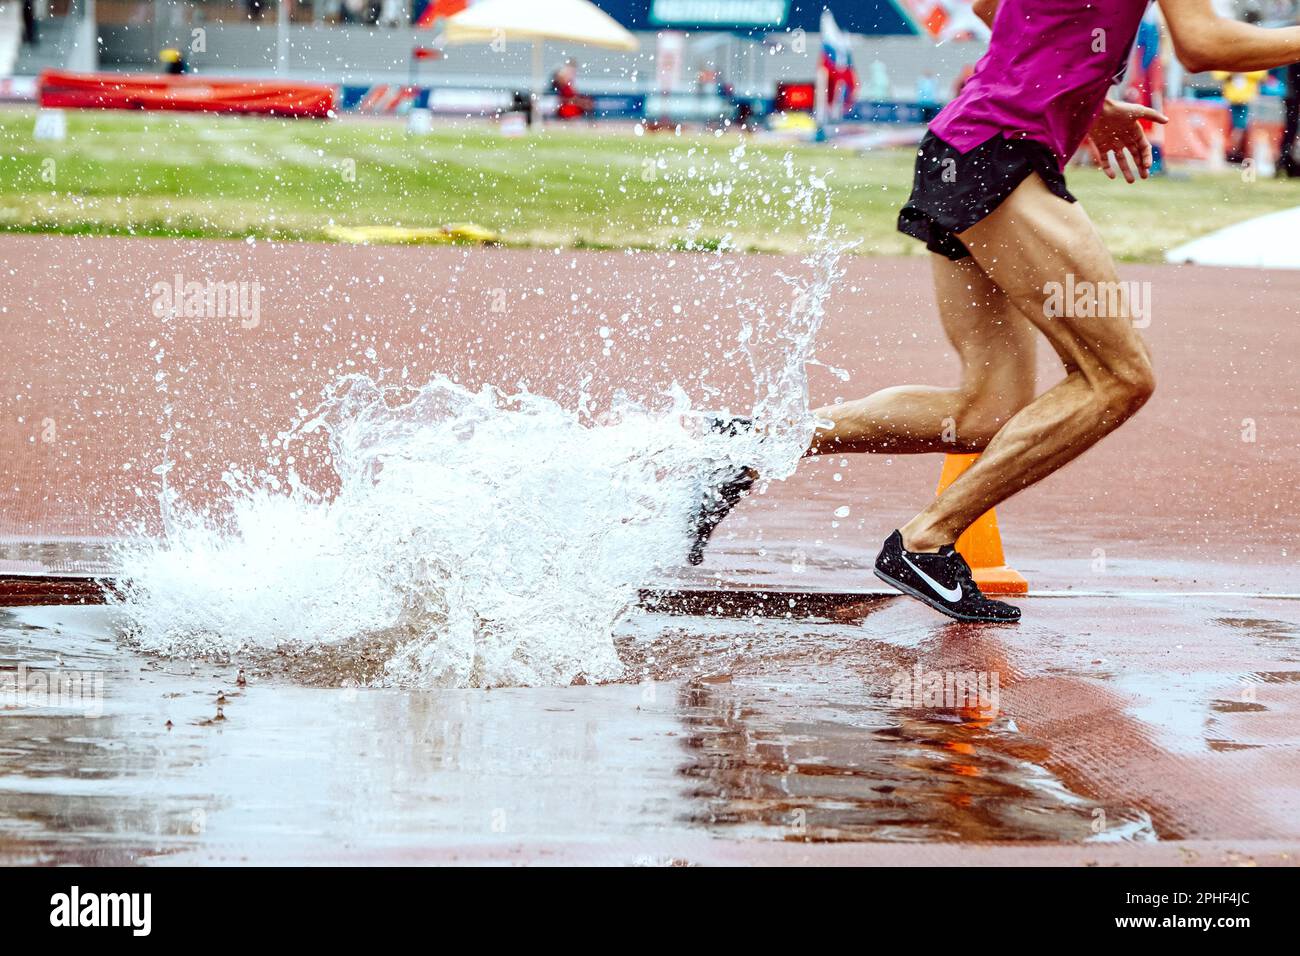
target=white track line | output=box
[1024,589,1300,601]
[656,587,1300,601]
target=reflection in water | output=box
[675,680,1152,843]
[623,608,1154,844]
[0,605,1155,863]
[0,539,118,575]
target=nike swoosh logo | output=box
[901,553,963,602]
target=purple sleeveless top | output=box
[931,0,1150,169]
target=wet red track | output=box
[1,236,1298,863]
[1,235,1296,591]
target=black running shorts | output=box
[897,131,1077,261]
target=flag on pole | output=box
[416,0,473,29]
[819,8,857,116]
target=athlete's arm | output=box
[1159,0,1300,72]
[971,0,999,29]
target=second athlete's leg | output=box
[807,253,1037,456]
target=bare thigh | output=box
[897,174,1156,550]
[955,174,1153,388]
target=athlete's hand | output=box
[1084,99,1169,183]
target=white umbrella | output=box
[442,0,639,121]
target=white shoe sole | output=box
[873,567,1020,624]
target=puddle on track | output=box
[0,604,1154,863]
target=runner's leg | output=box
[807,253,1036,456]
[689,249,1034,566]
[900,173,1155,552]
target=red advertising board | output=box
[39,71,336,119]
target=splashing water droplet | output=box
[111,162,851,688]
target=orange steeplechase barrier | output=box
[935,453,1028,595]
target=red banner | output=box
[38,71,336,119]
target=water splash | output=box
[735,175,850,471]
[111,164,849,688]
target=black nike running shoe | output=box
[686,416,757,566]
[873,529,1021,623]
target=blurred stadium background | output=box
[4,0,1300,262]
[2,0,1297,149]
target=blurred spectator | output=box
[21,0,36,46]
[552,60,594,120]
[699,68,754,130]
[1281,60,1300,176]
[1123,6,1166,173]
[916,72,940,122]
[1213,69,1268,162]
[510,90,533,128]
[160,48,188,75]
[863,61,889,102]
[954,64,976,97]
